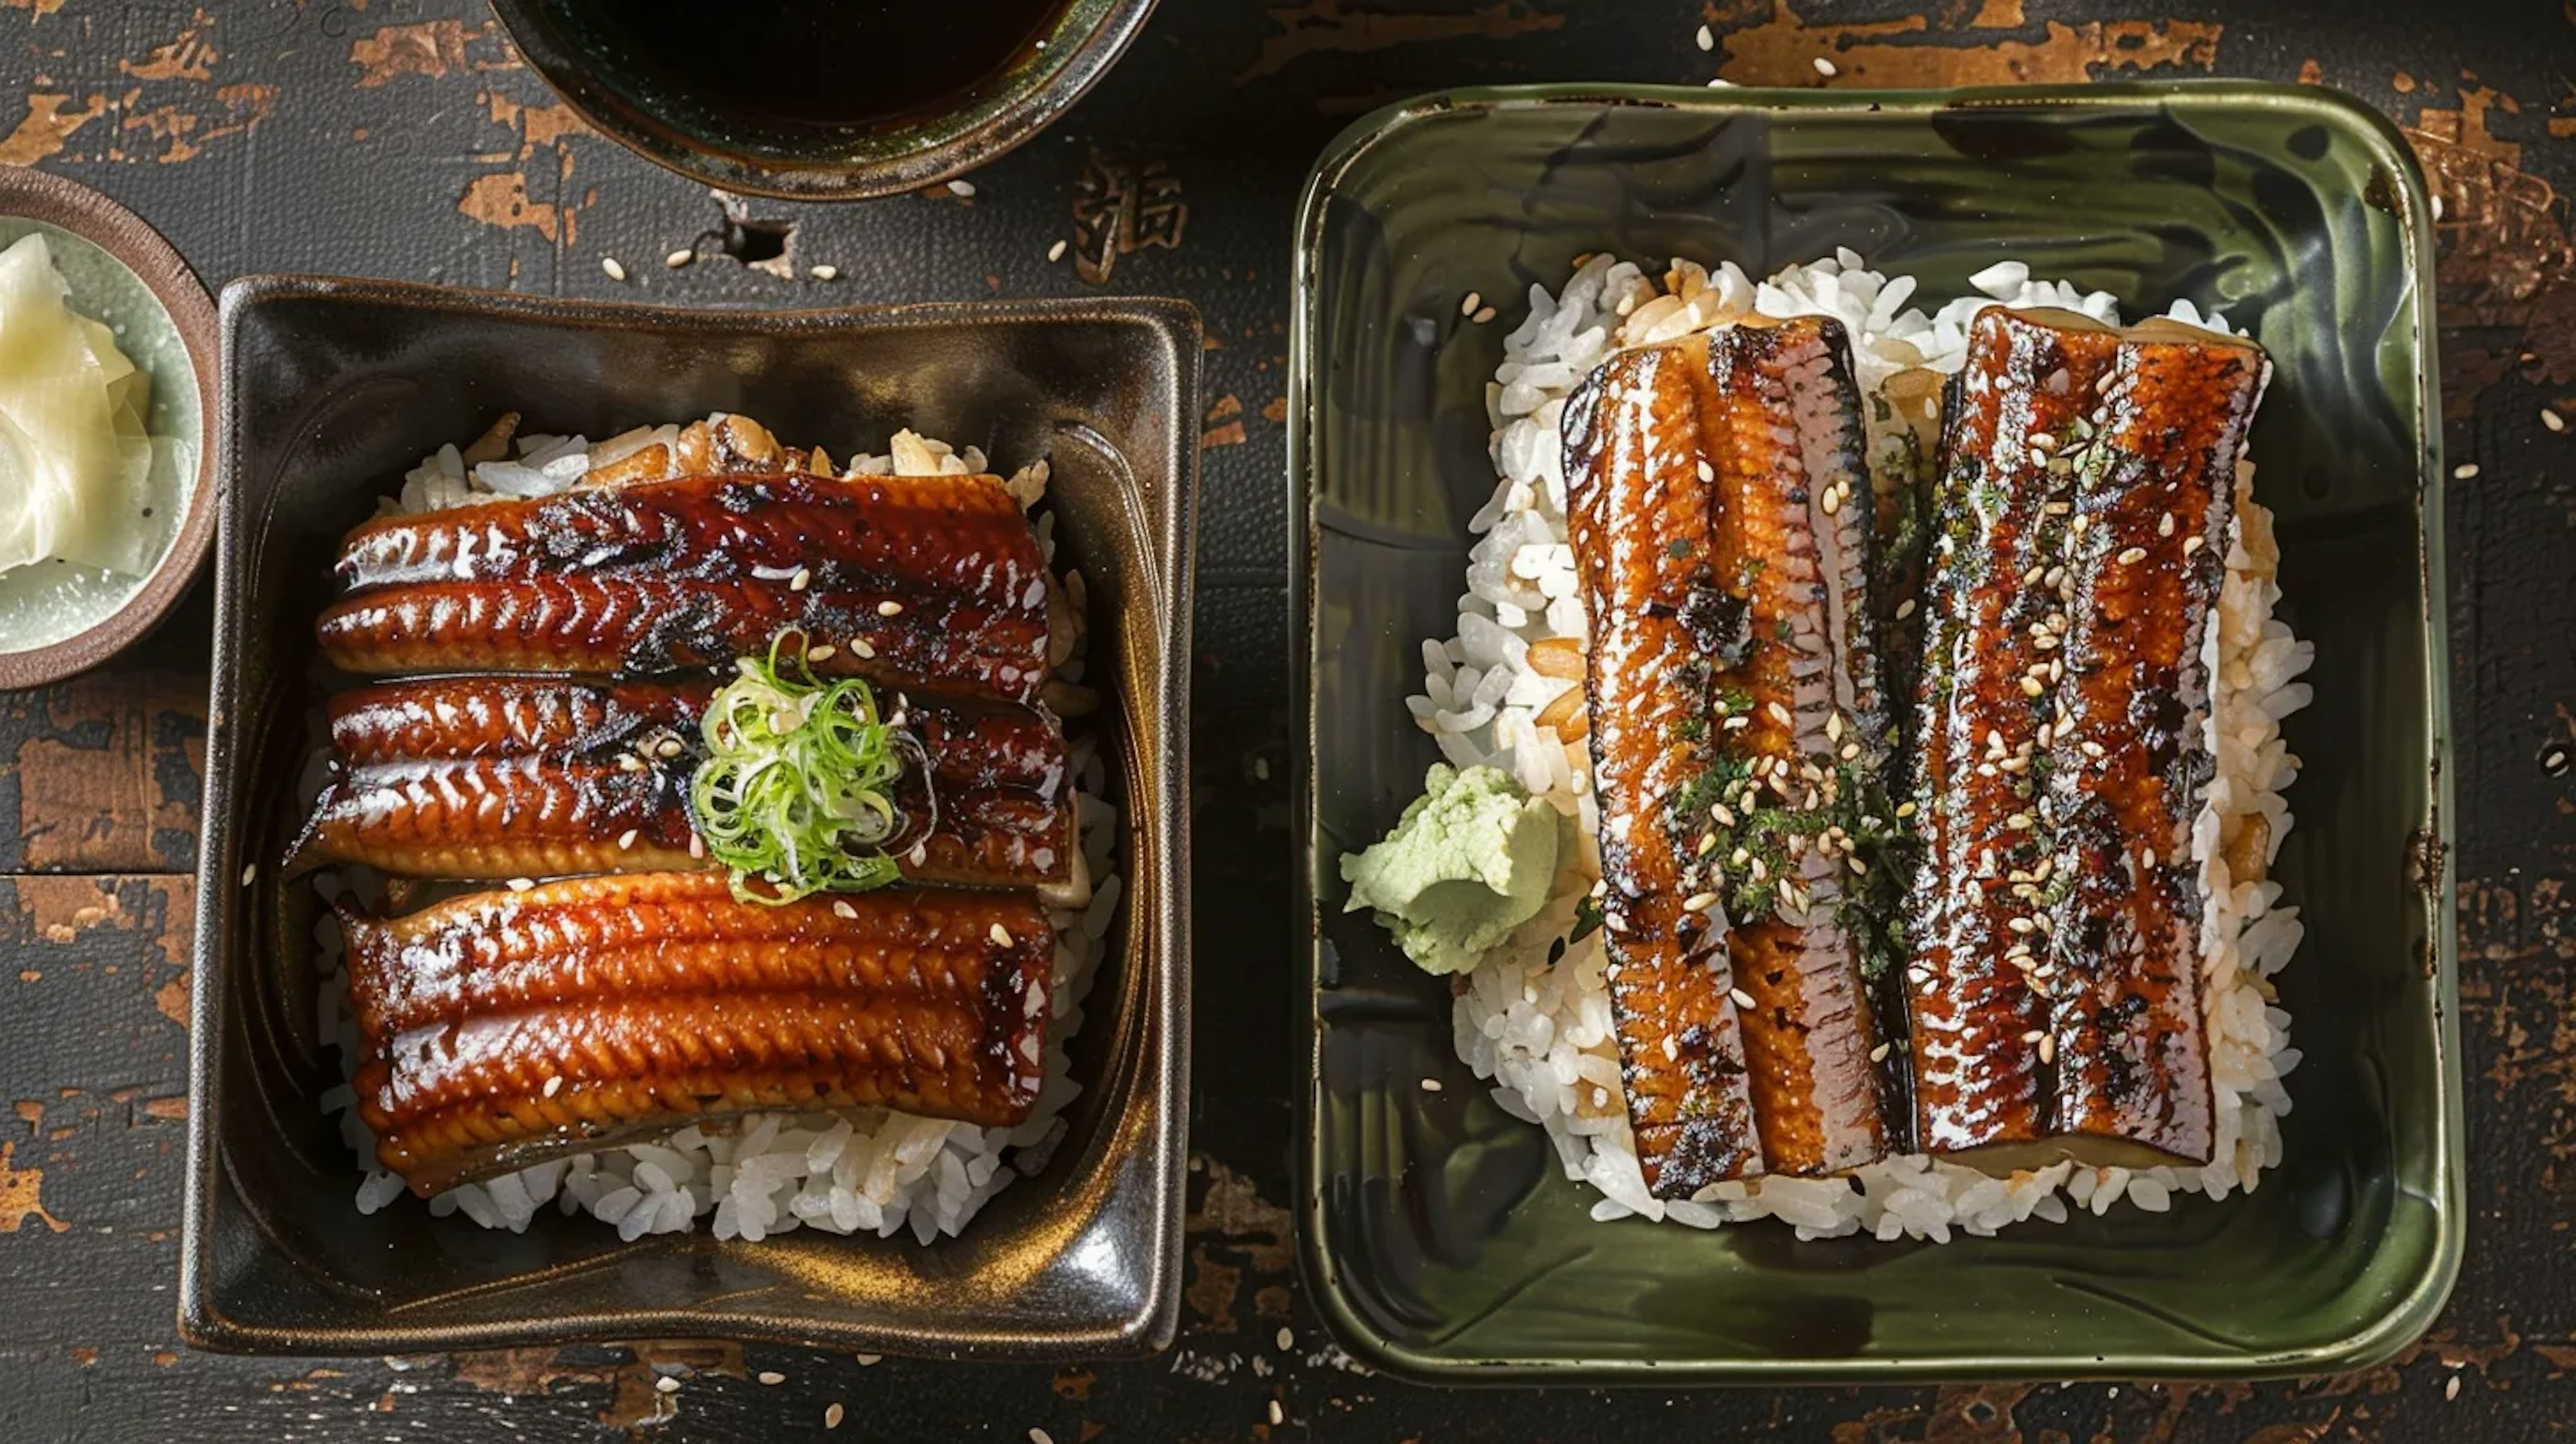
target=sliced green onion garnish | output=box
[688,631,925,906]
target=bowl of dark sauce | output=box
[489,0,1158,200]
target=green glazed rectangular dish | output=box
[1291,82,2458,1384]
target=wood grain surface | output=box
[3,1,2570,1439]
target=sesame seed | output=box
[1419,1078,1442,1092]
[2545,408,2567,432]
[600,256,627,282]
[2183,535,2205,555]
[2021,675,2045,697]
[664,248,694,268]
[2117,546,2147,565]
[825,1402,845,1429]
[1869,1041,1891,1062]
[1710,804,1736,827]
[2158,511,2176,537]
[2446,1374,2461,1401]
[2038,1035,2056,1064]
[1047,239,1069,262]
[877,600,904,616]
[2022,564,2045,586]
[948,178,977,197]
[543,1075,563,1097]
[1766,701,1793,727]
[2008,917,2035,934]
[1695,23,1714,49]
[851,637,876,658]
[1472,306,1497,324]
[790,566,812,591]
[657,737,685,758]
[1277,1327,1294,1350]
[2069,513,2090,535]
[1894,598,1917,619]
[1461,291,1481,317]
[1813,56,1837,76]
[1696,833,1719,857]
[240,862,257,886]
[1821,487,1841,515]
[655,1375,680,1394]
[1894,800,1918,819]
[688,833,705,859]
[806,643,837,662]
[618,752,646,772]
[1681,891,1719,913]
[1723,715,1750,729]
[1731,987,1757,1010]
[617,828,639,850]
[2020,1030,2044,1045]
[2453,462,2479,479]
[1269,1402,1285,1427]
[857,1355,880,1365]
[809,264,839,281]
[991,923,1016,947]
[1697,460,1715,483]
[507,877,535,892]
[758,1371,785,1385]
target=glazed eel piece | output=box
[1907,307,2265,1169]
[288,678,1071,886]
[1564,336,1766,1196]
[341,873,1051,1194]
[1562,315,1893,1196]
[315,574,1051,705]
[2040,319,2267,1166]
[334,472,1047,609]
[1906,307,2124,1162]
[1698,319,1893,1177]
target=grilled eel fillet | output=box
[2043,319,2265,1164]
[341,873,1053,1194]
[290,678,1071,886]
[1906,307,2265,1169]
[1562,315,1892,1196]
[1701,321,1893,1177]
[334,472,1045,603]
[317,473,1051,704]
[1907,308,2124,1157]
[1565,338,1766,1196]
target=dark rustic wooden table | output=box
[1,1,2569,1439]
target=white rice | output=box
[316,423,1110,1244]
[1436,252,2311,1239]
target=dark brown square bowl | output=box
[180,279,1197,1357]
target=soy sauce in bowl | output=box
[566,0,1072,133]
[493,0,1150,199]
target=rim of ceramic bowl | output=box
[486,0,1160,201]
[0,166,219,691]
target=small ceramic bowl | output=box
[0,168,216,689]
[487,0,1159,201]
